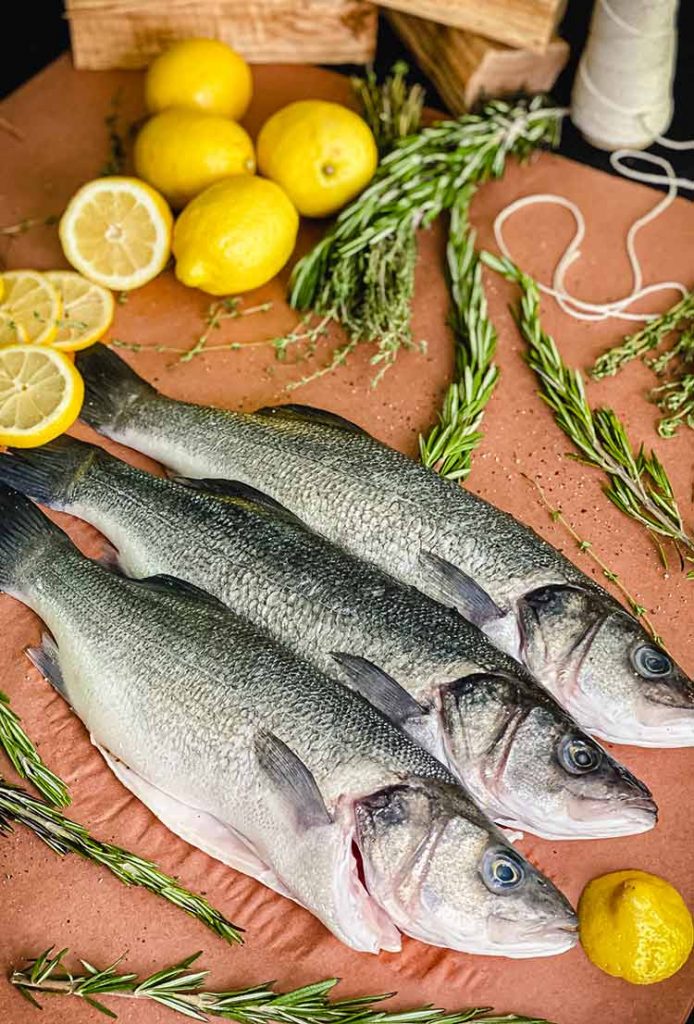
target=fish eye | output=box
[481,847,526,895]
[631,644,673,679]
[558,735,602,775]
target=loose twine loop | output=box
[493,0,692,324]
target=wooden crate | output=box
[378,0,565,53]
[389,10,569,112]
[65,0,378,69]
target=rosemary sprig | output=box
[591,292,694,380]
[484,253,694,559]
[0,776,242,944]
[288,93,563,386]
[11,948,552,1024]
[419,188,499,480]
[0,691,69,806]
[351,60,424,154]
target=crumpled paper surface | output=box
[0,57,692,1024]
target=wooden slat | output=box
[378,0,565,53]
[65,0,377,68]
[388,10,569,112]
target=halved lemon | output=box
[0,311,28,347]
[0,270,62,346]
[59,176,173,291]
[0,345,84,447]
[44,270,115,351]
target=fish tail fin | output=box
[75,344,156,434]
[0,437,99,510]
[0,485,66,591]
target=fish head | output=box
[439,672,657,838]
[517,584,694,746]
[354,779,577,957]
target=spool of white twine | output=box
[571,0,679,151]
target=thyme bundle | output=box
[485,254,694,561]
[419,189,498,480]
[0,776,242,944]
[591,292,694,437]
[11,948,552,1024]
[288,94,564,386]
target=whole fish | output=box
[0,438,657,840]
[75,345,694,747]
[0,485,578,957]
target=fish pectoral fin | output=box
[332,652,426,726]
[25,632,68,700]
[255,403,369,436]
[255,731,332,830]
[134,573,228,612]
[95,742,293,900]
[171,476,309,530]
[420,550,504,626]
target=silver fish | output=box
[74,345,694,747]
[0,485,578,957]
[0,437,657,840]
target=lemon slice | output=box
[0,270,62,346]
[0,311,28,347]
[44,270,115,351]
[0,345,84,447]
[59,176,173,291]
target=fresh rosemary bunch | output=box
[484,253,694,560]
[289,94,564,385]
[351,60,424,154]
[0,690,69,806]
[591,293,694,438]
[0,776,242,944]
[11,948,553,1024]
[419,188,499,480]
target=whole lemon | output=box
[257,100,378,218]
[579,870,693,984]
[134,108,256,209]
[145,38,253,120]
[173,176,299,295]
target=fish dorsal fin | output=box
[255,404,368,436]
[255,731,331,829]
[332,652,426,725]
[172,476,308,530]
[420,551,504,626]
[25,632,68,699]
[136,574,228,612]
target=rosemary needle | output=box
[484,252,694,559]
[0,690,69,806]
[11,948,553,1024]
[0,776,242,944]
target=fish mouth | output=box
[561,793,658,839]
[481,914,579,959]
[590,703,694,748]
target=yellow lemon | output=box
[134,108,256,209]
[145,38,253,120]
[579,870,693,984]
[173,175,299,295]
[0,345,84,447]
[44,271,115,352]
[59,177,173,291]
[257,100,378,218]
[0,270,62,346]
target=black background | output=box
[1,2,692,191]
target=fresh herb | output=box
[420,189,499,480]
[485,253,694,561]
[100,89,128,177]
[0,214,58,237]
[0,776,242,944]
[591,293,694,438]
[288,93,563,387]
[523,475,662,643]
[11,948,553,1024]
[111,297,272,361]
[351,60,424,154]
[0,692,69,806]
